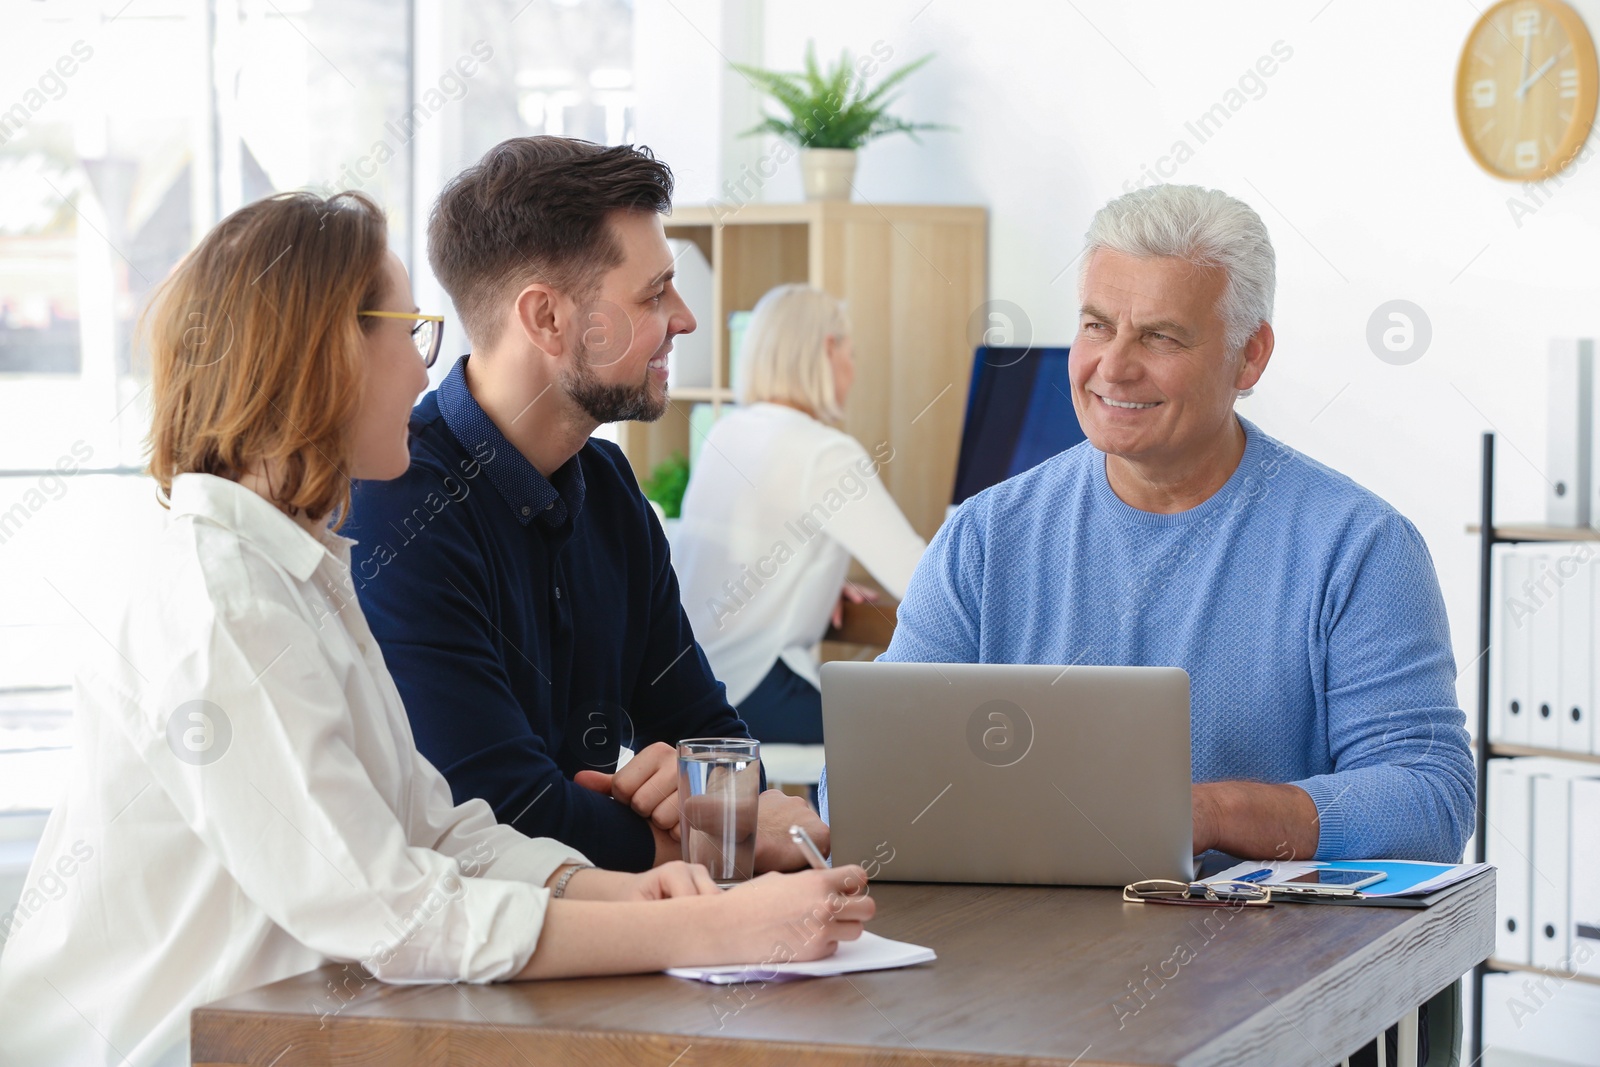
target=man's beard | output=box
[562,337,668,424]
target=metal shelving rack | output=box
[1469,432,1600,1062]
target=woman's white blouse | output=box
[674,403,928,704]
[0,474,586,1067]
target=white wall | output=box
[634,0,766,206]
[637,0,1600,721]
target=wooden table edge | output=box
[191,1011,1152,1067]
[1177,871,1496,1066]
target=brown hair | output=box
[428,136,673,348]
[144,190,389,525]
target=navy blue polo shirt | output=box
[346,356,749,871]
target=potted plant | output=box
[641,451,690,520]
[731,43,947,201]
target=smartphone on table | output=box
[1264,868,1387,898]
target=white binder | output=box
[1488,758,1534,964]
[1592,556,1600,758]
[1528,550,1563,750]
[1498,548,1533,745]
[1547,338,1593,526]
[1560,555,1595,754]
[1531,771,1573,969]
[1571,777,1600,977]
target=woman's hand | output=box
[517,864,875,979]
[714,865,876,964]
[558,861,721,902]
[831,581,880,629]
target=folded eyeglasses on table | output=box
[1122,879,1274,907]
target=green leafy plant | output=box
[731,43,949,150]
[642,451,690,519]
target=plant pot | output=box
[800,148,858,201]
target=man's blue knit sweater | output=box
[824,416,1474,862]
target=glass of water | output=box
[677,738,761,886]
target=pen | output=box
[789,824,829,870]
[1234,868,1274,884]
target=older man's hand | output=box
[753,789,830,872]
[1192,781,1319,861]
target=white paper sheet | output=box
[665,931,935,985]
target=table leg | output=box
[1397,1006,1420,1067]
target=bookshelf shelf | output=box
[666,386,734,404]
[1488,743,1600,766]
[1465,523,1600,542]
[1486,958,1600,987]
[618,202,988,542]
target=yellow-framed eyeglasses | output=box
[359,311,445,368]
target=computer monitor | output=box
[951,346,1084,507]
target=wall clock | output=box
[1456,0,1599,180]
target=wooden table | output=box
[192,874,1494,1067]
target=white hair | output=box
[737,284,850,422]
[1078,184,1275,355]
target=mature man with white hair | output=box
[853,184,1474,862]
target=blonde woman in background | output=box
[675,284,927,744]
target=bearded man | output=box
[348,137,823,874]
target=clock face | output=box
[1456,0,1599,180]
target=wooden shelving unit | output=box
[1468,433,1600,1061]
[1466,523,1600,542]
[1486,958,1600,988]
[617,201,988,541]
[665,386,726,404]
[1487,742,1600,765]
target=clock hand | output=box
[1511,26,1535,146]
[1520,32,1532,98]
[1517,53,1561,97]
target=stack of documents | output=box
[666,931,935,985]
[1211,859,1491,899]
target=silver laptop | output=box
[821,661,1194,886]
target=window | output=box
[0,0,640,828]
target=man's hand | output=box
[1192,781,1320,860]
[574,741,681,837]
[576,751,832,872]
[753,789,831,872]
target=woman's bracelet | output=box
[550,862,595,899]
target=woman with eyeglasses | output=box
[0,192,871,1067]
